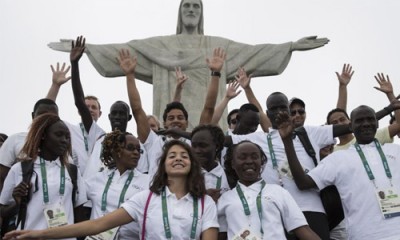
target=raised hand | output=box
[206,47,226,72]
[275,111,294,140]
[50,62,71,86]
[336,63,354,86]
[117,49,137,75]
[292,36,329,51]
[70,36,85,63]
[175,67,188,89]
[235,67,252,89]
[225,80,241,100]
[374,73,393,95]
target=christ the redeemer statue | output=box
[48,0,328,130]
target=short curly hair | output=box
[101,130,134,169]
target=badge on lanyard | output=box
[43,204,68,228]
[84,226,120,240]
[375,187,400,219]
[232,228,261,240]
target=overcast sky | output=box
[1,0,399,141]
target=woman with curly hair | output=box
[5,140,219,240]
[0,113,87,240]
[85,130,149,240]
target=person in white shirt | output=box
[0,114,87,240]
[85,130,149,240]
[191,124,230,202]
[279,105,400,240]
[4,140,219,240]
[218,140,319,240]
[225,92,352,239]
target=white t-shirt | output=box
[0,158,87,240]
[144,130,191,181]
[0,132,27,167]
[231,125,334,213]
[202,162,230,194]
[308,142,400,240]
[86,168,149,240]
[218,180,308,239]
[121,188,218,240]
[66,122,105,174]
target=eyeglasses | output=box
[290,109,305,116]
[230,119,237,125]
[124,145,144,154]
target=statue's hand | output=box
[292,36,329,51]
[48,39,75,52]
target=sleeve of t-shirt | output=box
[74,167,88,207]
[216,192,229,232]
[0,134,22,168]
[305,125,335,148]
[201,195,219,232]
[375,126,394,144]
[307,155,338,190]
[121,190,148,222]
[278,187,308,232]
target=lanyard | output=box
[216,176,222,189]
[355,139,393,187]
[39,158,65,204]
[101,170,134,212]
[79,123,89,152]
[236,180,266,235]
[267,134,283,186]
[161,189,199,239]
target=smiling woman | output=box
[218,141,320,240]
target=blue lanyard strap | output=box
[39,158,65,204]
[236,180,266,235]
[354,139,392,186]
[161,189,199,239]
[266,134,283,186]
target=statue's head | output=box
[176,0,204,35]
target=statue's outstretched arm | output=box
[48,39,75,52]
[291,36,329,51]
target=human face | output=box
[85,98,102,122]
[42,121,70,159]
[148,117,160,132]
[290,103,306,128]
[191,130,216,167]
[350,106,378,144]
[117,135,141,172]
[228,113,238,130]
[328,111,350,125]
[266,93,289,129]
[232,142,263,186]
[180,0,201,29]
[238,111,260,133]
[33,104,58,119]
[164,109,188,131]
[165,145,191,177]
[108,103,130,132]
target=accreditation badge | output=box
[84,227,119,240]
[375,187,400,219]
[232,228,261,240]
[43,204,68,228]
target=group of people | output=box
[1,0,400,240]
